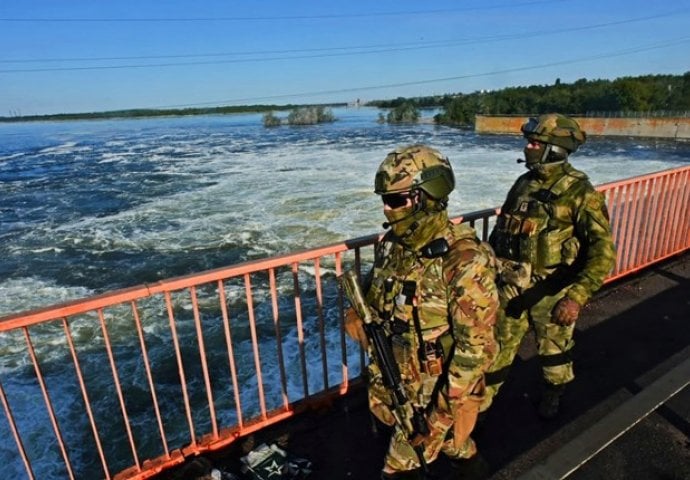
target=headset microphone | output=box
[516,158,526,163]
[381,193,424,229]
[384,213,423,230]
[382,217,404,229]
[382,210,419,229]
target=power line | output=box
[148,36,690,109]
[0,9,686,73]
[0,0,565,22]
[0,39,485,65]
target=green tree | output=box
[668,71,690,109]
[262,111,282,127]
[286,106,336,125]
[613,78,649,111]
[385,102,420,123]
[315,106,335,123]
[429,73,689,125]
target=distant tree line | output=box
[1,103,346,123]
[6,73,688,125]
[368,73,690,126]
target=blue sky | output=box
[1,0,689,115]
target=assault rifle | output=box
[340,270,429,473]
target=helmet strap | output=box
[528,144,568,171]
[414,190,427,213]
[417,190,449,213]
[545,144,569,163]
[540,144,552,164]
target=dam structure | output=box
[0,164,688,480]
[475,114,690,140]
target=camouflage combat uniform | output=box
[483,134,616,411]
[363,145,499,473]
[367,219,498,472]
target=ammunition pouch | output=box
[493,213,546,267]
[493,213,580,273]
[537,226,576,268]
[421,338,444,377]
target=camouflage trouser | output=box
[480,282,575,412]
[368,364,485,473]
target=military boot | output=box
[446,453,490,480]
[538,382,567,420]
[381,468,423,480]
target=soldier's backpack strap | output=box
[373,230,396,266]
[552,170,587,195]
[397,235,456,385]
[538,170,587,202]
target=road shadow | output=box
[159,254,689,480]
[477,256,690,475]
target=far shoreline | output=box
[0,102,348,124]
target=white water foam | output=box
[0,111,688,479]
[0,278,94,319]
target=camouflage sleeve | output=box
[443,240,499,400]
[567,187,617,305]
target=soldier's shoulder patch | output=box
[585,191,605,211]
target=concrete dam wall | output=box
[475,115,690,140]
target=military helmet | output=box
[374,144,455,199]
[521,114,586,153]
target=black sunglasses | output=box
[382,192,411,209]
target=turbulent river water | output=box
[1,107,689,478]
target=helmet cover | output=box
[521,114,586,153]
[374,144,455,199]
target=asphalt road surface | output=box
[161,251,690,480]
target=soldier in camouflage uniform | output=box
[482,114,616,419]
[345,145,499,479]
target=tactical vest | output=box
[491,170,586,274]
[365,224,487,406]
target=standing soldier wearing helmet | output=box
[345,145,499,479]
[482,114,616,419]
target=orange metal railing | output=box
[600,166,690,280]
[0,166,688,480]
